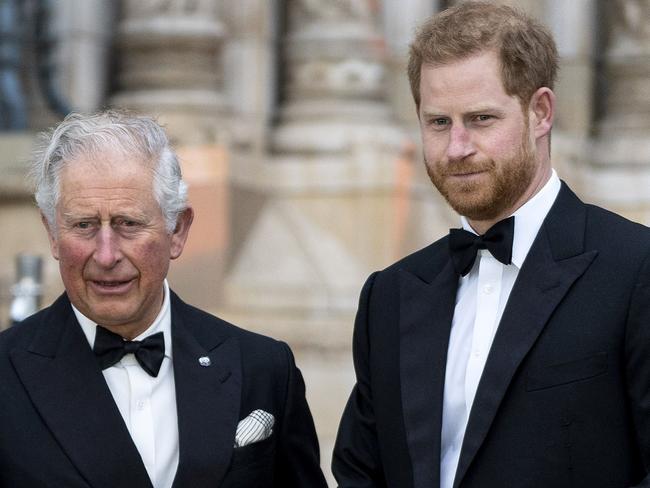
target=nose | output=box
[446,125,475,162]
[93,226,121,268]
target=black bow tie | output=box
[449,216,515,276]
[93,326,165,377]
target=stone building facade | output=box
[0,0,648,483]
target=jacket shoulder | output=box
[374,235,450,285]
[585,202,650,235]
[0,294,71,352]
[170,292,291,357]
[584,202,650,256]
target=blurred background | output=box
[0,0,648,483]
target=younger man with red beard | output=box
[333,2,650,487]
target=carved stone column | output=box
[111,0,226,145]
[55,0,116,113]
[221,3,406,478]
[588,0,650,221]
[225,0,405,325]
[543,0,597,189]
[220,0,277,155]
[271,0,399,154]
[383,0,439,125]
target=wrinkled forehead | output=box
[62,145,156,175]
[56,149,157,200]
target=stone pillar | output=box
[382,0,438,125]
[587,0,650,222]
[544,0,597,189]
[545,0,597,135]
[54,0,116,112]
[225,0,406,322]
[221,1,406,482]
[110,0,226,145]
[221,0,277,156]
[271,0,400,155]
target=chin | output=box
[444,189,493,217]
[88,306,136,326]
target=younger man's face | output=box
[418,50,540,224]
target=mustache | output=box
[423,157,495,176]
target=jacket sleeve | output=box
[626,251,650,488]
[332,272,388,487]
[273,341,328,488]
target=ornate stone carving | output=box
[111,0,226,144]
[274,0,398,154]
[124,0,219,18]
[292,0,374,23]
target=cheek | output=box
[56,240,93,271]
[488,126,526,158]
[131,240,171,275]
[422,132,444,157]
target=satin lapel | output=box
[399,260,458,488]
[171,300,242,488]
[453,188,597,488]
[9,295,152,488]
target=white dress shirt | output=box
[74,279,179,488]
[440,171,561,488]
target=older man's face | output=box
[44,152,192,339]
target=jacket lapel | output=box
[10,294,152,488]
[399,257,458,488]
[453,184,598,487]
[171,294,242,488]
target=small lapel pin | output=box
[198,356,211,367]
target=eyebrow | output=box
[466,107,507,117]
[420,107,508,118]
[60,211,148,222]
[60,211,98,221]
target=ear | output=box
[528,87,555,140]
[170,207,194,260]
[41,213,60,260]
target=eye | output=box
[69,220,97,235]
[473,114,494,123]
[426,117,450,131]
[114,218,142,231]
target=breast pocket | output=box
[228,436,275,472]
[526,352,608,392]
[222,437,276,488]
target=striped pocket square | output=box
[234,409,275,448]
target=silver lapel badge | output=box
[198,356,211,367]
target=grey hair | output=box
[31,110,188,234]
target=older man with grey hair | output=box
[0,111,327,488]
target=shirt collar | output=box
[460,169,561,269]
[73,279,173,359]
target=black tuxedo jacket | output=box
[333,183,650,487]
[0,291,327,488]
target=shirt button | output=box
[473,349,481,358]
[483,283,494,294]
[137,400,145,410]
